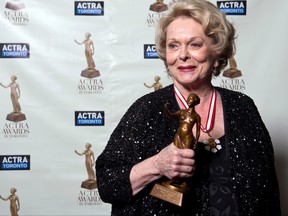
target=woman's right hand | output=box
[130,143,196,195]
[153,143,196,179]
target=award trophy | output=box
[75,143,97,190]
[144,75,163,91]
[0,75,26,122]
[150,93,201,206]
[149,0,168,12]
[74,32,100,79]
[0,188,20,216]
[223,55,242,78]
[5,0,25,10]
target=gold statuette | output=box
[150,93,201,206]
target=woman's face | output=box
[166,16,218,89]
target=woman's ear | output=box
[213,59,219,68]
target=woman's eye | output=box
[189,37,205,49]
[167,43,178,49]
[190,42,203,49]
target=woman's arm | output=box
[130,143,195,195]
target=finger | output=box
[179,165,196,178]
[178,148,195,159]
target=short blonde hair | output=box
[155,0,236,76]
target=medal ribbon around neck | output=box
[174,85,216,133]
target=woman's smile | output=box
[177,64,197,73]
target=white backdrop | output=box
[0,0,287,215]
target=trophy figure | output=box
[149,0,168,12]
[74,32,100,79]
[223,55,242,78]
[0,188,20,216]
[150,93,201,206]
[75,143,97,190]
[144,75,163,91]
[5,0,25,11]
[0,75,26,122]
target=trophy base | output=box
[6,113,26,122]
[149,3,168,12]
[5,1,25,10]
[81,69,100,79]
[150,183,184,206]
[223,68,242,78]
[81,179,97,190]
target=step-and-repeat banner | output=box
[1,0,287,215]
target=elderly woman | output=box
[96,0,281,215]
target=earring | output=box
[212,67,218,76]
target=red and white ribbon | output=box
[173,85,216,133]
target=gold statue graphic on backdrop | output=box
[75,143,97,190]
[150,93,201,206]
[149,0,168,12]
[0,75,26,122]
[223,55,242,78]
[74,32,100,79]
[0,188,20,216]
[144,75,163,91]
[5,0,25,10]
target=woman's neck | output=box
[174,83,214,102]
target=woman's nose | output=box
[179,46,190,61]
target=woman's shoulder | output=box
[115,84,175,127]
[216,87,260,118]
[120,84,175,121]
[131,84,175,108]
[215,86,254,104]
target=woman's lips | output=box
[177,65,196,72]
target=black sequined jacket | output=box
[96,84,281,216]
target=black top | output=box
[96,84,281,216]
[198,135,238,216]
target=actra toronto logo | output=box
[0,155,30,171]
[217,1,246,15]
[144,44,159,59]
[0,43,30,58]
[74,1,104,16]
[75,111,105,126]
